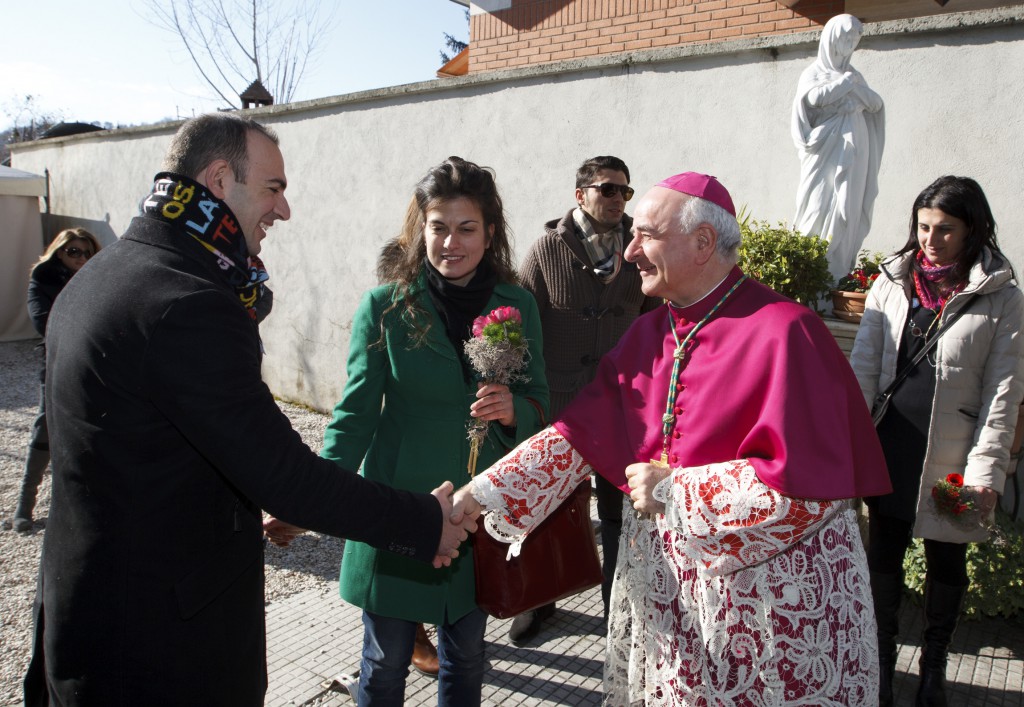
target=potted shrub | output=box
[832,250,885,322]
[737,218,833,312]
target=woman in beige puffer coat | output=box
[850,175,1024,707]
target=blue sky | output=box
[1,0,469,131]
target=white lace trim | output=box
[473,428,878,705]
[471,426,590,558]
[607,460,877,705]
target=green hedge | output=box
[737,220,833,311]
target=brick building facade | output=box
[452,0,1020,73]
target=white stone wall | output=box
[12,8,1024,411]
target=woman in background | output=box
[321,156,548,706]
[12,227,101,532]
[850,176,1024,706]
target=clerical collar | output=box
[668,267,744,322]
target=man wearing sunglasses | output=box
[511,156,661,645]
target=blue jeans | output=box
[357,608,487,707]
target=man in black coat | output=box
[24,113,475,706]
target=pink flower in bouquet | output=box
[472,306,522,338]
[490,306,521,324]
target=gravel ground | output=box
[0,339,341,706]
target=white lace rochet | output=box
[472,426,879,706]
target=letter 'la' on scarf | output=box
[140,172,270,321]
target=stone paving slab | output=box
[265,498,1024,706]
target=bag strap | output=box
[877,293,978,402]
[524,397,547,428]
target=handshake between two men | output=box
[265,480,484,568]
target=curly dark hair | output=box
[375,156,517,345]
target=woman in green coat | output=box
[321,157,549,706]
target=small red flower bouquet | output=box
[463,306,531,476]
[930,473,975,522]
[928,473,999,541]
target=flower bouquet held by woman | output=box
[464,305,531,475]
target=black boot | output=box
[13,448,50,532]
[871,572,903,707]
[915,579,967,707]
[508,602,555,646]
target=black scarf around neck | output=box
[423,257,497,377]
[140,172,269,321]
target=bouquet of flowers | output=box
[463,306,531,476]
[929,473,999,540]
[835,250,884,293]
[931,473,976,522]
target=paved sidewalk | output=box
[266,583,605,706]
[265,500,1024,706]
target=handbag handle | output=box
[873,293,977,408]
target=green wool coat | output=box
[322,275,549,624]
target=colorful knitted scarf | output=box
[141,172,269,321]
[913,249,964,311]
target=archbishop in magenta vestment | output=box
[473,267,891,706]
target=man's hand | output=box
[625,463,671,515]
[263,517,306,547]
[431,481,481,568]
[451,482,483,525]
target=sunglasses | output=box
[581,183,634,201]
[63,247,94,259]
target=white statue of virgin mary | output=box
[792,14,885,280]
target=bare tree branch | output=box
[141,0,336,108]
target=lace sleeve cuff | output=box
[470,426,592,557]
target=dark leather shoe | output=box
[508,602,556,646]
[411,623,439,678]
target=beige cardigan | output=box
[850,248,1024,542]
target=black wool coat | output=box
[26,216,442,706]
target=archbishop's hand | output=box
[431,481,480,568]
[263,517,306,548]
[625,462,671,516]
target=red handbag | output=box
[473,482,603,619]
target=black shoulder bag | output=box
[871,294,977,426]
